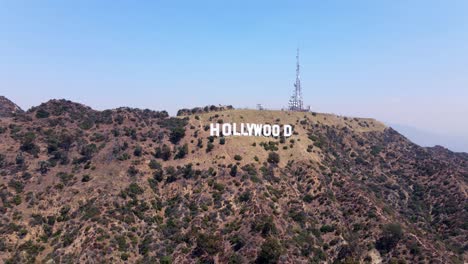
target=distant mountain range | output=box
[389,123,468,153]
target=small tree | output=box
[267,152,280,164]
[133,145,143,157]
[36,109,50,118]
[169,127,185,144]
[230,165,238,177]
[148,159,161,170]
[80,143,97,161]
[174,144,188,159]
[20,132,40,156]
[194,233,222,256]
[376,223,403,254]
[155,144,171,161]
[255,238,283,263]
[81,174,91,182]
[127,166,139,177]
[206,142,214,153]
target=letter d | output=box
[284,125,293,137]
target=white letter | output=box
[246,123,255,136]
[272,125,280,137]
[284,125,293,137]
[222,123,232,136]
[263,125,272,137]
[210,123,220,136]
[233,123,241,136]
[240,123,248,136]
[253,124,262,136]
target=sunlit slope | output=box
[179,109,386,167]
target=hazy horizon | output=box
[1,0,467,151]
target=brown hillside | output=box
[0,100,466,263]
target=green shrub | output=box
[371,146,383,156]
[239,190,251,202]
[153,169,164,182]
[289,209,307,224]
[39,161,49,174]
[80,144,97,161]
[267,152,280,164]
[126,183,144,197]
[251,215,277,237]
[12,195,22,205]
[169,127,185,144]
[80,201,100,221]
[320,225,335,233]
[120,253,129,261]
[79,118,94,130]
[155,144,171,161]
[230,165,238,177]
[376,223,403,254]
[194,233,221,256]
[181,163,194,179]
[115,235,128,251]
[20,132,40,155]
[234,155,242,161]
[255,238,283,263]
[117,153,130,161]
[160,256,172,264]
[148,159,162,170]
[0,154,5,168]
[133,145,143,157]
[81,174,91,182]
[36,109,50,118]
[57,172,74,185]
[90,133,106,142]
[206,142,214,153]
[303,194,314,203]
[174,144,188,159]
[8,179,24,193]
[127,166,139,177]
[138,235,151,256]
[260,141,279,151]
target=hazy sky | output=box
[1,1,467,151]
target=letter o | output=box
[222,123,232,136]
[263,125,272,136]
[272,125,280,137]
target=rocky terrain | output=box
[0,97,466,263]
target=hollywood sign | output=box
[210,123,293,137]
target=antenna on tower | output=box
[288,48,308,111]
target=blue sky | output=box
[1,1,467,151]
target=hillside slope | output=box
[0,96,23,117]
[0,99,466,263]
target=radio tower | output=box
[288,48,304,111]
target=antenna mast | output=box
[289,48,305,111]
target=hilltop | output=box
[0,98,466,263]
[0,96,23,117]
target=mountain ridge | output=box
[0,97,466,263]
